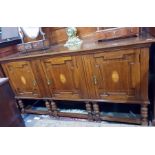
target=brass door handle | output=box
[32,80,37,86]
[93,75,97,85]
[47,79,52,85]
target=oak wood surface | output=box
[3,61,41,98]
[42,27,97,45]
[96,27,140,41]
[0,36,154,62]
[1,35,154,125]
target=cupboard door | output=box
[3,61,41,98]
[83,49,141,101]
[41,56,88,99]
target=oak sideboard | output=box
[1,36,155,125]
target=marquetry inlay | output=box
[21,76,26,85]
[112,71,119,83]
[60,74,66,84]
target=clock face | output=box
[21,27,40,39]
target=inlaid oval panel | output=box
[21,76,26,85]
[111,71,119,83]
[60,74,66,84]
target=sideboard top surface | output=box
[0,36,155,62]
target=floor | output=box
[22,114,139,127]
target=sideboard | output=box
[0,36,155,125]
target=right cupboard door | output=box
[83,49,141,102]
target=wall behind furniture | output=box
[42,27,97,45]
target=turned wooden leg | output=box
[15,100,19,109]
[85,102,93,121]
[92,102,100,121]
[18,100,25,114]
[141,104,148,126]
[45,100,52,116]
[51,101,58,117]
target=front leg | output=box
[18,100,25,114]
[92,102,100,121]
[85,102,93,121]
[51,101,58,117]
[141,104,148,126]
[45,100,52,116]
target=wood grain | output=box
[0,31,154,125]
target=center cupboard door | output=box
[41,55,88,99]
[2,61,41,98]
[83,49,141,102]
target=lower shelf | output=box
[17,99,147,125]
[100,112,141,124]
[59,109,88,114]
[24,107,89,119]
[58,109,88,119]
[23,107,142,124]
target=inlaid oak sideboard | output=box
[0,37,155,125]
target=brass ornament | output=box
[112,71,119,83]
[64,27,83,50]
[21,76,26,85]
[60,74,66,84]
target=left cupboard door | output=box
[2,61,41,98]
